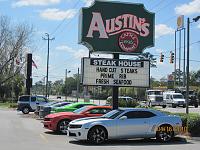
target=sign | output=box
[79,0,155,54]
[177,15,184,30]
[81,58,150,87]
[168,74,174,81]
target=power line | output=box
[50,0,81,36]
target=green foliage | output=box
[106,98,139,107]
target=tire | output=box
[22,107,30,114]
[57,120,70,134]
[87,126,107,144]
[162,105,166,108]
[172,104,176,108]
[194,104,198,108]
[183,104,186,108]
[156,125,174,142]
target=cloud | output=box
[56,45,89,59]
[40,8,77,20]
[198,23,200,28]
[83,0,94,7]
[13,0,61,7]
[175,0,200,15]
[155,24,174,39]
[155,48,163,53]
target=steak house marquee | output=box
[82,58,150,87]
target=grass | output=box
[0,102,17,108]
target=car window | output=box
[88,108,111,114]
[37,97,46,102]
[122,111,156,119]
[75,104,85,109]
[19,96,30,102]
[31,97,36,102]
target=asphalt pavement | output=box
[0,108,200,150]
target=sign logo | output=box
[79,1,155,54]
[119,31,139,52]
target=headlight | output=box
[68,124,82,129]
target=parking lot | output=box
[0,108,200,150]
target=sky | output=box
[0,0,200,84]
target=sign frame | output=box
[79,0,155,55]
[81,57,150,88]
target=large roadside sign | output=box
[82,58,150,87]
[79,0,155,54]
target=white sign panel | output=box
[82,58,150,87]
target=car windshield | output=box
[73,106,88,114]
[101,109,124,119]
[173,94,183,99]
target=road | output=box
[0,109,200,150]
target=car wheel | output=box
[156,125,174,142]
[194,103,198,108]
[57,120,70,134]
[172,104,176,108]
[162,105,166,108]
[22,107,30,114]
[183,104,186,108]
[88,126,107,144]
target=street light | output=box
[186,16,200,115]
[65,69,71,100]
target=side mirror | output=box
[119,116,127,120]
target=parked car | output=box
[51,102,97,113]
[43,105,112,134]
[35,101,60,116]
[68,108,182,144]
[163,92,186,108]
[17,95,48,114]
[39,101,71,118]
[175,87,199,108]
[106,96,138,107]
[146,90,166,108]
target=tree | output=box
[0,16,33,86]
[138,52,157,68]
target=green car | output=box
[51,102,96,113]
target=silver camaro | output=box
[68,108,182,144]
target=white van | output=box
[146,90,166,108]
[163,92,186,108]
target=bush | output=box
[106,98,139,107]
[170,112,200,137]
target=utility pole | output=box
[65,69,71,100]
[42,33,55,98]
[76,68,80,102]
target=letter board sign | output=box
[79,0,155,54]
[81,57,150,87]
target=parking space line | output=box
[40,133,48,143]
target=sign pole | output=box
[112,53,119,110]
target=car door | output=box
[30,96,37,110]
[37,96,47,106]
[117,111,155,138]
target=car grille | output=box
[44,118,51,121]
[155,97,163,102]
[68,124,82,129]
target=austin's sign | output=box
[79,0,155,54]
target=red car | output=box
[43,105,112,134]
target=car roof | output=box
[85,105,112,109]
[117,108,166,116]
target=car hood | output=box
[45,112,76,118]
[70,117,110,125]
